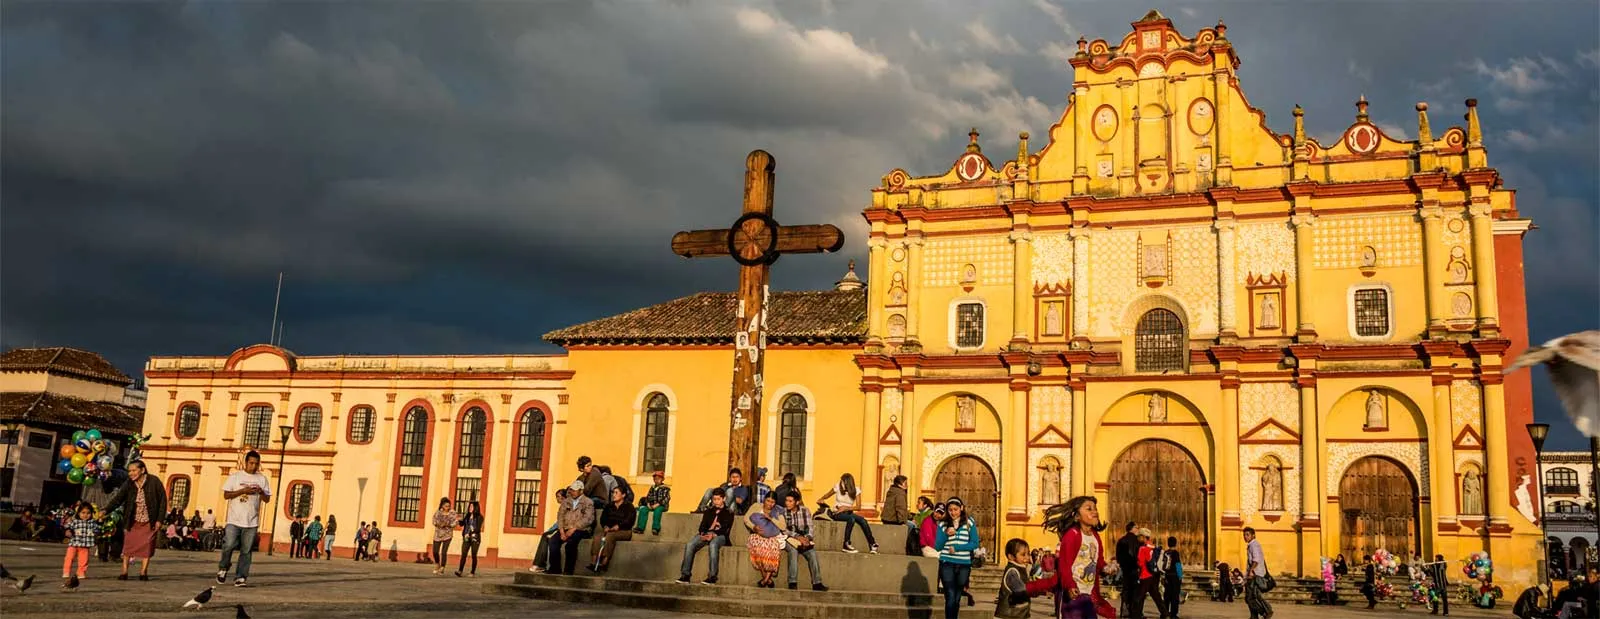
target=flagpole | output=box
[269,272,283,345]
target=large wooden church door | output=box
[1108,439,1208,566]
[934,456,998,557]
[1339,456,1418,560]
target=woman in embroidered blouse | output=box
[429,498,459,575]
[1027,495,1116,619]
[743,494,787,588]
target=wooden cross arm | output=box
[672,224,845,259]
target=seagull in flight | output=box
[1509,330,1600,436]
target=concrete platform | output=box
[641,512,913,555]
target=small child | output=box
[62,504,97,588]
[995,538,1032,618]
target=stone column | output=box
[1218,381,1241,523]
[1291,214,1317,337]
[1430,377,1457,535]
[1006,385,1029,518]
[867,237,888,343]
[1482,380,1511,528]
[899,387,919,493]
[1011,228,1034,349]
[905,235,925,346]
[1069,228,1091,342]
[1297,374,1323,576]
[861,388,882,510]
[1418,207,1447,332]
[1468,204,1501,331]
[1070,381,1089,497]
[1215,219,1238,337]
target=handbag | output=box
[1253,573,1277,593]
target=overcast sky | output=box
[3,2,1596,447]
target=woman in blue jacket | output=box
[934,497,982,619]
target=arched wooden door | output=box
[934,455,998,557]
[1338,456,1418,560]
[1108,439,1209,566]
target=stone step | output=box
[638,512,914,555]
[487,576,996,619]
[568,534,939,593]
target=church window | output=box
[1352,287,1391,337]
[778,394,808,478]
[169,477,190,513]
[517,408,546,471]
[242,405,273,449]
[1546,467,1581,495]
[394,475,422,522]
[401,407,429,467]
[287,482,313,519]
[955,302,985,349]
[510,479,541,528]
[642,393,670,474]
[454,476,481,507]
[347,406,376,444]
[1134,308,1186,373]
[295,405,322,443]
[457,407,487,470]
[176,404,201,439]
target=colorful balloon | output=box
[57,459,74,473]
[59,444,77,459]
[66,468,85,484]
[92,439,108,454]
[74,438,92,453]
[96,455,113,470]
[85,429,102,441]
[70,453,88,468]
[71,430,87,443]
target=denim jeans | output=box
[938,561,971,619]
[783,544,823,585]
[831,511,875,546]
[679,535,729,580]
[217,524,259,579]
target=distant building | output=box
[0,347,146,509]
[1540,451,1598,575]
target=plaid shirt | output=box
[66,517,99,548]
[643,483,671,510]
[776,505,811,538]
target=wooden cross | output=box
[670,150,844,490]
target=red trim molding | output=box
[446,400,496,520]
[388,399,436,529]
[503,400,555,535]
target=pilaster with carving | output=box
[1467,203,1500,333]
[1215,219,1238,338]
[1419,206,1448,334]
[904,235,925,349]
[1010,228,1034,349]
[1069,227,1091,344]
[867,237,888,344]
[1290,213,1317,339]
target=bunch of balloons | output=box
[1320,557,1335,591]
[1461,551,1493,580]
[1372,548,1399,577]
[55,429,117,486]
[126,432,151,464]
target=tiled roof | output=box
[545,289,867,346]
[0,391,146,435]
[0,347,133,385]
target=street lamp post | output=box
[1591,436,1600,569]
[267,424,293,556]
[1528,423,1551,586]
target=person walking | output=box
[323,515,337,560]
[1114,522,1140,619]
[1244,527,1273,619]
[935,497,981,619]
[60,503,98,588]
[429,498,458,575]
[101,460,167,582]
[214,451,271,586]
[1025,495,1116,618]
[1160,536,1183,619]
[455,501,483,577]
[305,516,324,560]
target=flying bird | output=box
[235,604,251,619]
[1508,330,1600,437]
[184,586,215,610]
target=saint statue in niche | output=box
[1261,460,1284,511]
[1044,302,1064,336]
[888,285,906,306]
[1147,393,1167,423]
[1449,261,1470,285]
[956,395,977,431]
[960,264,978,284]
[1258,293,1279,329]
[887,314,906,340]
[1461,468,1484,516]
[1364,390,1386,429]
[1360,246,1378,269]
[1039,459,1062,505]
[881,458,900,503]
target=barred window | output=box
[955,303,985,348]
[288,482,313,519]
[517,408,545,471]
[778,394,807,478]
[242,405,274,449]
[394,475,422,522]
[457,407,486,470]
[1547,467,1581,495]
[1134,308,1186,373]
[295,405,322,443]
[1353,288,1390,337]
[169,477,191,512]
[1554,500,1585,514]
[401,407,428,467]
[176,405,201,439]
[347,406,376,444]
[454,476,481,507]
[511,479,541,528]
[642,393,670,474]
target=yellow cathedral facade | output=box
[136,11,1545,587]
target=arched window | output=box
[287,482,313,518]
[242,405,274,449]
[1134,308,1186,373]
[401,407,429,467]
[295,405,322,443]
[517,408,545,471]
[1547,467,1581,495]
[169,477,191,512]
[347,406,376,444]
[778,394,808,477]
[457,407,487,470]
[641,393,670,474]
[176,404,201,439]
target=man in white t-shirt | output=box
[216,450,272,587]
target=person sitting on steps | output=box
[776,492,828,591]
[743,494,787,588]
[529,488,570,573]
[676,487,734,585]
[588,486,635,574]
[696,468,750,515]
[633,471,670,536]
[545,483,594,575]
[816,473,877,554]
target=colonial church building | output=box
[136,11,1542,585]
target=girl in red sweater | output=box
[1026,496,1117,618]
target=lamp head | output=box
[1527,423,1551,452]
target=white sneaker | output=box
[216,571,226,584]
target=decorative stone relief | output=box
[1442,210,1471,250]
[1240,445,1301,520]
[1237,222,1297,286]
[1027,448,1071,515]
[1030,386,1072,434]
[1089,230,1138,336]
[1451,292,1474,318]
[1038,456,1064,505]
[955,395,977,432]
[1170,227,1219,333]
[921,442,1002,490]
[924,236,1014,287]
[1327,441,1430,498]
[1239,383,1299,432]
[1147,393,1168,423]
[883,388,904,422]
[1032,233,1073,287]
[1089,227,1217,336]
[1454,452,1485,476]
[1312,214,1424,269]
[1450,379,1482,433]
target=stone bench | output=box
[631,512,915,555]
[576,532,933,592]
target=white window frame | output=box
[1347,282,1395,341]
[629,384,679,482]
[765,385,817,482]
[947,297,988,352]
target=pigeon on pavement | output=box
[235,604,251,619]
[0,565,34,593]
[63,574,79,591]
[16,575,35,593]
[184,586,215,609]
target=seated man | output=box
[676,487,734,585]
[696,468,750,515]
[546,482,596,575]
[777,492,828,591]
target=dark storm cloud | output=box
[3,1,1595,445]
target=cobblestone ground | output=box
[0,540,1511,618]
